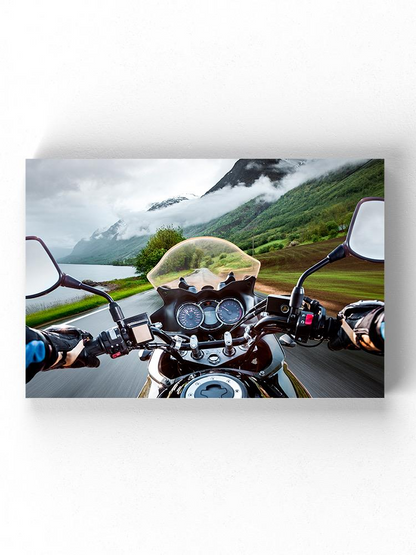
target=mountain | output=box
[59,195,193,264]
[60,159,383,265]
[90,219,126,240]
[148,195,194,211]
[49,246,73,260]
[188,159,384,251]
[204,158,305,195]
[60,161,295,264]
[59,233,149,265]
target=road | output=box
[26,289,384,398]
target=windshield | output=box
[147,237,261,291]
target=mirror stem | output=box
[61,274,115,303]
[109,302,125,323]
[290,244,346,313]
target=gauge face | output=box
[217,298,244,325]
[176,303,204,329]
[199,300,221,330]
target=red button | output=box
[305,314,313,325]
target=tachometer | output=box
[216,298,244,326]
[176,303,204,330]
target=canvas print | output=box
[26,159,384,398]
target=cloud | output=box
[26,158,368,249]
[116,159,368,239]
[26,159,237,248]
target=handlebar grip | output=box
[323,317,341,340]
[84,337,106,357]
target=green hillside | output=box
[60,234,149,265]
[61,159,384,265]
[185,196,273,239]
[256,237,384,315]
[187,159,384,252]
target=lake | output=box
[26,264,137,313]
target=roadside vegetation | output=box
[26,276,151,328]
[256,237,384,314]
[134,226,186,274]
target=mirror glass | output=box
[347,199,384,262]
[26,238,62,298]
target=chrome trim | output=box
[183,375,244,398]
[216,298,245,326]
[147,349,168,385]
[175,302,204,330]
[199,299,222,331]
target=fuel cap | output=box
[181,374,247,398]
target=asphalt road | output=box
[26,289,384,398]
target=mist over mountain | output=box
[59,194,194,264]
[204,158,305,195]
[59,159,371,265]
[60,160,295,264]
[147,195,196,211]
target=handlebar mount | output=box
[84,295,340,360]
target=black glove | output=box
[42,325,100,369]
[328,300,384,355]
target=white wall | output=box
[1,1,415,553]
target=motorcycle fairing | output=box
[150,276,258,335]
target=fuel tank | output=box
[138,335,311,398]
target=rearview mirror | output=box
[345,198,384,262]
[26,236,63,298]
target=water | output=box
[26,264,137,313]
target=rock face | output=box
[147,196,191,211]
[90,220,126,240]
[203,159,305,195]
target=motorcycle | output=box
[26,197,384,398]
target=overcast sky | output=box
[26,158,363,251]
[26,159,237,248]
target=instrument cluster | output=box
[176,298,244,331]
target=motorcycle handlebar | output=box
[84,329,249,358]
[83,303,341,360]
[84,337,106,357]
[253,309,340,343]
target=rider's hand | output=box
[43,325,100,369]
[328,300,384,355]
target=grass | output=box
[253,231,347,254]
[208,252,256,274]
[256,237,384,314]
[253,239,285,253]
[26,277,152,328]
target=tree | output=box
[326,220,339,238]
[134,226,186,275]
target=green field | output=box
[26,277,152,328]
[256,237,384,314]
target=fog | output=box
[116,159,367,239]
[26,158,368,248]
[26,159,236,248]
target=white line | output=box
[61,289,154,325]
[62,306,109,325]
[56,289,154,326]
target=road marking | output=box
[61,289,155,325]
[62,306,109,325]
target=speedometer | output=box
[176,303,204,330]
[216,299,244,326]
